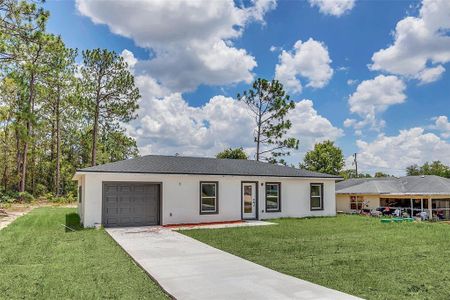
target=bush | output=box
[0,191,19,203]
[46,192,76,204]
[18,191,34,203]
[35,184,48,197]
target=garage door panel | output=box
[103,182,160,227]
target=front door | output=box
[242,182,257,219]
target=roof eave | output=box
[75,170,342,180]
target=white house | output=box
[336,175,450,219]
[73,155,341,227]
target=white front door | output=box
[242,183,257,219]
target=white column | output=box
[428,197,432,220]
[410,198,413,218]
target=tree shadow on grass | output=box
[65,213,84,232]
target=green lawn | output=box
[0,207,168,299]
[182,216,450,300]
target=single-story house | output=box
[336,175,450,219]
[73,155,341,227]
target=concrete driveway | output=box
[106,227,361,300]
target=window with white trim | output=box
[310,183,323,210]
[200,182,218,214]
[350,196,364,210]
[265,183,281,212]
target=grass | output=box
[182,215,450,300]
[0,207,169,299]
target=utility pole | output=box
[353,153,358,177]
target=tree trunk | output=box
[256,122,261,161]
[91,101,100,166]
[55,86,61,196]
[15,126,21,191]
[20,72,35,193]
[49,115,55,190]
[2,121,9,191]
[255,96,263,161]
[91,70,102,167]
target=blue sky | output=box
[44,0,450,175]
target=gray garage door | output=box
[102,182,160,227]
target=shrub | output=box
[0,191,19,203]
[18,191,34,203]
[47,192,76,204]
[35,184,48,197]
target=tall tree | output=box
[42,36,77,195]
[1,1,50,192]
[0,0,49,63]
[80,49,140,166]
[216,147,248,160]
[301,140,344,175]
[238,78,298,163]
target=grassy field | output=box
[182,215,450,300]
[0,207,168,299]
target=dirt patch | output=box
[0,207,34,230]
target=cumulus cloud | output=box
[288,100,344,149]
[433,116,450,138]
[125,75,343,159]
[353,127,450,175]
[120,49,138,71]
[308,0,355,17]
[347,75,406,130]
[76,0,276,91]
[370,0,450,84]
[275,38,333,94]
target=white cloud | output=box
[346,79,358,85]
[347,75,406,130]
[433,116,450,138]
[126,75,343,159]
[353,127,450,175]
[275,38,333,94]
[416,65,446,84]
[288,100,344,150]
[120,49,137,71]
[76,0,276,91]
[270,45,281,52]
[370,0,450,84]
[308,0,355,17]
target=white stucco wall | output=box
[76,172,337,227]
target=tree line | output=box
[0,1,140,201]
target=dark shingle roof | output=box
[336,175,450,195]
[78,155,341,179]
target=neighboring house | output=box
[73,155,341,227]
[336,175,450,219]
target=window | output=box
[266,183,281,212]
[350,196,364,210]
[200,182,218,214]
[78,186,82,203]
[310,183,323,210]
